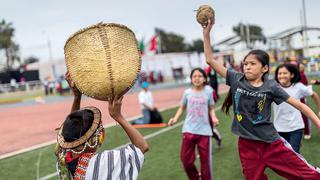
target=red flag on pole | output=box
[149,35,157,52]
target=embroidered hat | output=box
[64,22,141,101]
[57,106,102,149]
[196,5,215,26]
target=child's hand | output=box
[65,72,81,97]
[310,80,316,85]
[149,106,155,111]
[168,118,177,126]
[108,95,124,120]
[212,116,219,127]
[202,19,214,35]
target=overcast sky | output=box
[1,0,320,62]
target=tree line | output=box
[152,23,265,54]
[0,19,38,72]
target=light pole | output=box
[42,31,53,62]
[47,38,53,63]
[301,0,309,57]
[42,31,55,80]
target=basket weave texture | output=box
[64,23,141,101]
[196,5,215,26]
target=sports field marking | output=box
[39,122,184,180]
[0,105,177,160]
[1,87,229,160]
[40,105,222,180]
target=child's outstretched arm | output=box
[310,80,320,85]
[287,97,320,128]
[209,106,219,127]
[311,92,320,116]
[65,72,82,112]
[202,19,227,78]
[168,104,186,126]
[108,96,149,154]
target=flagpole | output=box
[155,29,162,53]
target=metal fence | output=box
[0,80,43,93]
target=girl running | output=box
[273,63,320,153]
[168,68,219,180]
[202,19,320,180]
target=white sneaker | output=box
[304,135,311,140]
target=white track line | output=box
[2,88,229,160]
[0,105,179,160]
[39,121,185,180]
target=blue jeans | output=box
[278,129,303,153]
[134,109,151,124]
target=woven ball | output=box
[196,5,215,26]
[64,23,141,101]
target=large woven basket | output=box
[64,23,141,101]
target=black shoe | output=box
[216,139,222,148]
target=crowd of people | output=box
[42,75,70,96]
[138,71,164,85]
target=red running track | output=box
[0,85,228,156]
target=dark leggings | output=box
[278,129,303,153]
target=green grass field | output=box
[1,86,320,180]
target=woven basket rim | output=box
[64,22,136,51]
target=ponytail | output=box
[222,89,233,114]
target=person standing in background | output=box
[299,63,312,139]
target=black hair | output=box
[222,49,270,114]
[243,49,270,78]
[274,63,301,84]
[284,58,301,71]
[62,109,94,142]
[190,67,208,85]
